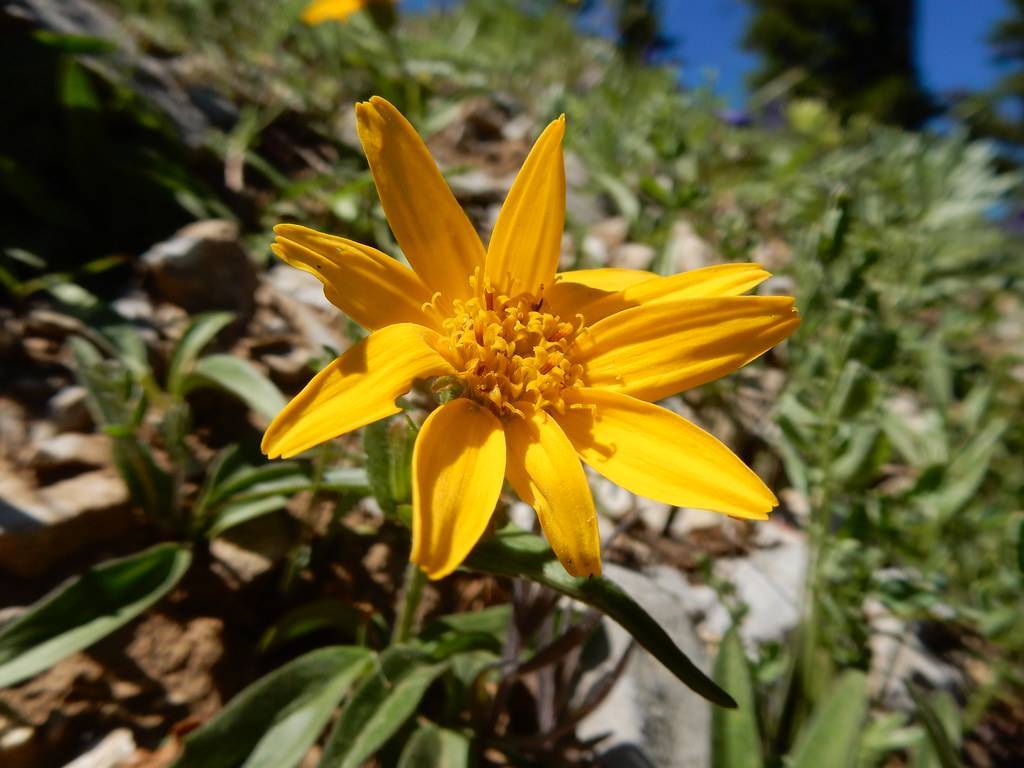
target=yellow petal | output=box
[558,389,777,519]
[262,323,453,459]
[412,399,505,580]
[272,224,438,331]
[355,97,485,300]
[485,117,566,296]
[576,263,772,324]
[574,296,799,402]
[545,268,657,320]
[504,409,601,577]
[302,0,367,24]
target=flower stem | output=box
[392,562,426,644]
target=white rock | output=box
[865,598,963,710]
[610,243,656,271]
[579,564,711,768]
[48,386,93,433]
[27,433,112,473]
[589,217,630,251]
[0,467,132,578]
[665,220,717,273]
[710,522,808,646]
[62,729,136,768]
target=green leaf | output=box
[397,723,472,768]
[0,544,191,688]
[32,30,118,54]
[206,495,289,538]
[166,312,235,396]
[185,354,286,419]
[1018,519,1024,574]
[788,671,868,768]
[465,525,735,708]
[907,685,961,768]
[712,628,763,768]
[364,417,415,514]
[420,605,511,643]
[173,646,373,768]
[320,647,449,768]
[260,600,386,653]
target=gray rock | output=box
[0,467,132,578]
[0,399,29,463]
[610,243,656,271]
[142,220,257,317]
[27,433,112,474]
[263,266,347,353]
[62,729,136,768]
[589,217,630,252]
[705,522,808,646]
[580,564,712,768]
[447,168,513,203]
[48,386,93,433]
[664,220,717,273]
[865,598,964,710]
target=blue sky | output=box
[405,0,1013,108]
[661,0,1011,107]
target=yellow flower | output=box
[263,97,800,580]
[302,0,393,25]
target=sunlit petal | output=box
[545,268,657,321]
[412,399,506,580]
[575,263,772,324]
[303,0,368,24]
[356,97,485,300]
[558,388,777,519]
[574,296,799,402]
[272,224,438,331]
[485,117,566,297]
[262,324,453,459]
[504,409,601,577]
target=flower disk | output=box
[442,288,584,419]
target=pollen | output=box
[440,287,585,419]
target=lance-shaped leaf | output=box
[0,544,191,688]
[172,646,373,768]
[320,647,449,768]
[166,311,235,397]
[464,525,736,708]
[184,354,287,420]
[397,723,472,768]
[712,627,764,768]
[788,671,869,768]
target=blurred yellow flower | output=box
[302,0,393,25]
[263,97,799,580]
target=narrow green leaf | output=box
[420,605,511,643]
[365,419,396,513]
[465,525,736,708]
[185,354,286,419]
[788,671,869,768]
[907,685,961,768]
[207,495,289,538]
[712,628,763,768]
[166,312,235,396]
[1017,519,1024,574]
[397,723,472,768]
[173,646,373,768]
[0,544,191,688]
[320,647,449,768]
[260,600,386,653]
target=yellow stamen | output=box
[440,283,585,419]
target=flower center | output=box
[440,289,584,419]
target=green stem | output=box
[392,562,426,644]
